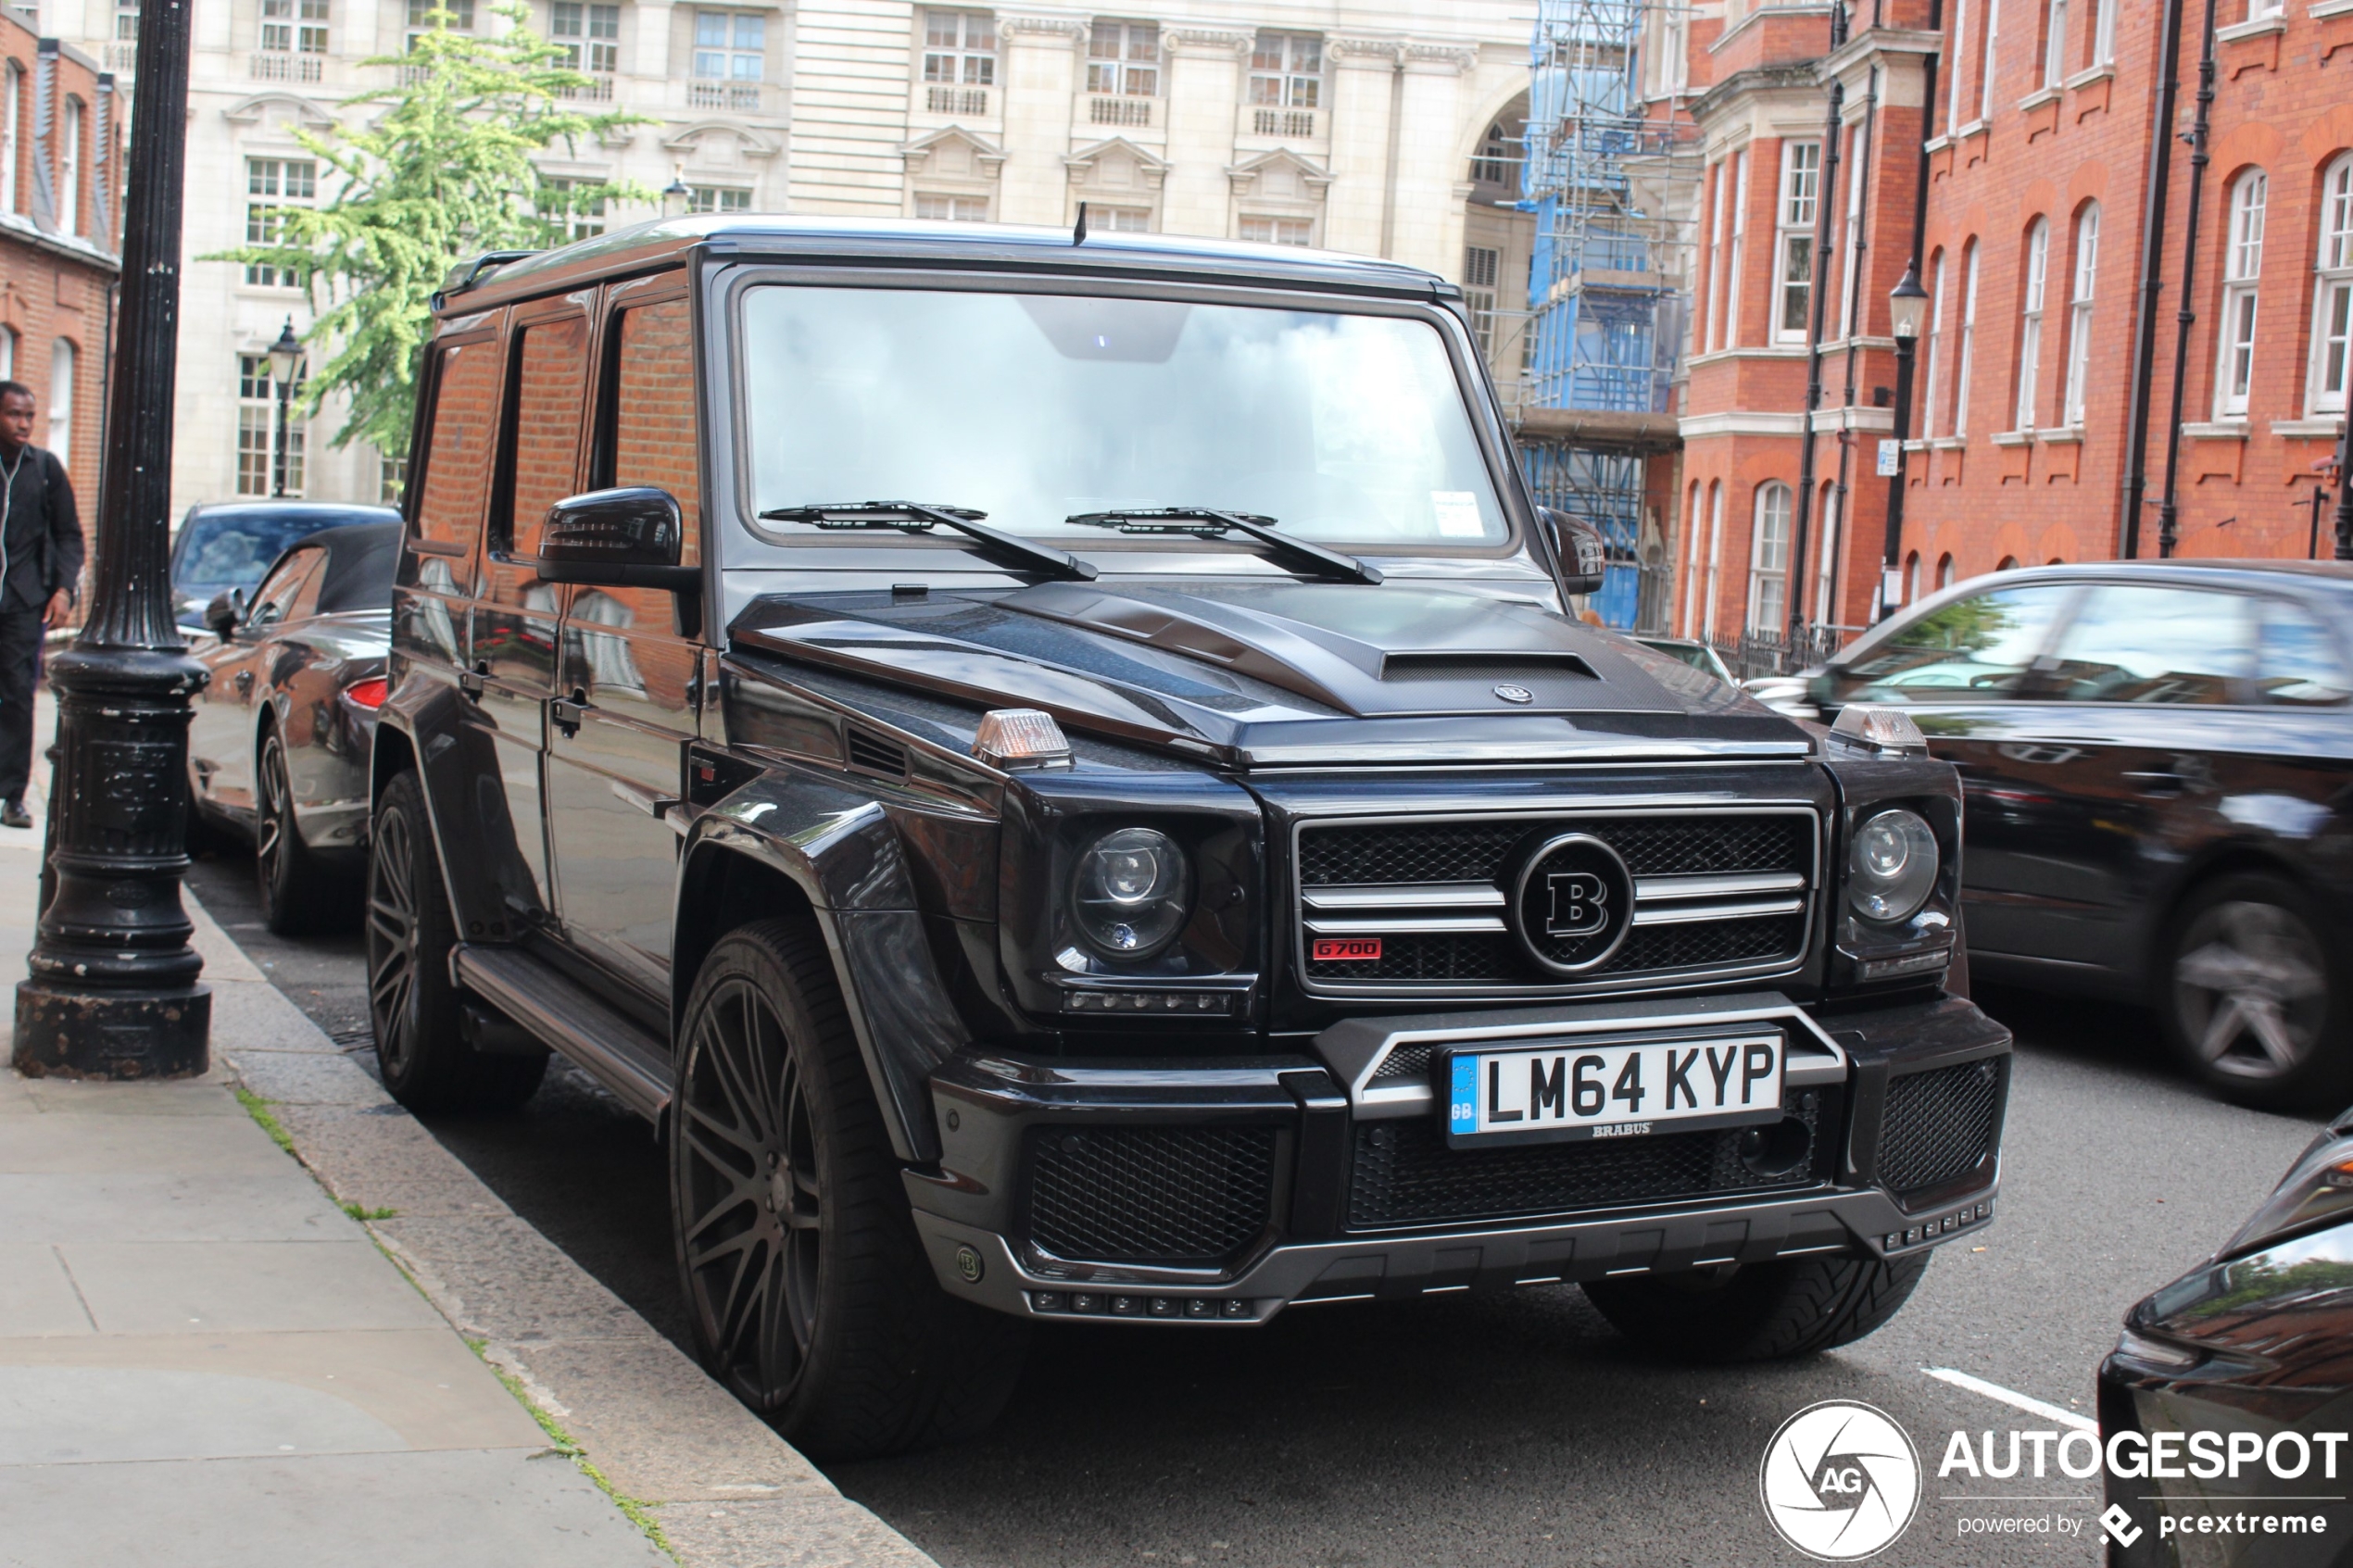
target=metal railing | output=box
[1705,624,1846,682]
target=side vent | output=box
[845,727,910,779]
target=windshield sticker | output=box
[1432,492,1485,537]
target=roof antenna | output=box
[1073,201,1088,245]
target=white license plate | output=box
[1443,1032,1787,1148]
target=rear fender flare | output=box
[677,771,969,1165]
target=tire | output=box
[1583,1251,1930,1362]
[2161,871,2353,1112]
[672,918,1026,1461]
[257,725,337,935]
[366,770,546,1114]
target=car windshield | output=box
[174,511,338,596]
[735,286,1508,552]
[1824,584,2078,704]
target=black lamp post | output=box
[661,164,691,219]
[2334,404,2353,560]
[1879,264,1929,621]
[13,0,210,1077]
[267,317,298,499]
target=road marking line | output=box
[1923,1366,2098,1432]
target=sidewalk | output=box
[0,693,936,1568]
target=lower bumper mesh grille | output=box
[1879,1059,2003,1196]
[1345,1095,1827,1230]
[1026,1125,1278,1266]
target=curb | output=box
[185,892,937,1568]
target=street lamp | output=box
[267,317,299,499]
[14,0,210,1077]
[1878,264,1930,622]
[661,164,692,220]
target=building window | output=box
[1748,482,1792,633]
[244,158,316,287]
[57,97,79,236]
[2043,0,2067,87]
[1087,204,1151,232]
[537,175,605,241]
[1240,214,1312,245]
[551,1,618,92]
[262,0,329,56]
[408,0,473,39]
[47,340,71,466]
[1979,0,2002,123]
[1726,150,1750,348]
[1955,240,1980,436]
[236,351,306,495]
[1660,2,1688,94]
[686,185,751,213]
[1704,479,1724,634]
[915,192,988,221]
[2217,169,2267,419]
[1923,247,1948,437]
[1774,142,1819,343]
[1680,481,1702,635]
[691,10,764,107]
[1249,32,1319,136]
[923,11,994,115]
[2250,0,2284,16]
[0,326,14,382]
[2312,159,2353,414]
[1937,554,1957,590]
[2,64,19,217]
[1464,244,1500,355]
[1814,482,1839,627]
[1473,121,1516,187]
[2016,218,2049,430]
[380,454,406,505]
[1836,124,1864,339]
[1703,159,1725,351]
[1944,0,1969,131]
[2095,0,2117,61]
[2063,202,2100,425]
[116,0,137,38]
[1087,19,1158,97]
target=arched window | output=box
[1997,555,2019,570]
[1680,480,1704,635]
[1903,550,1921,608]
[1936,553,1957,591]
[1705,479,1725,635]
[1956,240,1981,436]
[2016,218,2050,430]
[1816,481,1840,626]
[1471,122,1516,187]
[2217,169,2268,419]
[1,64,20,217]
[2310,155,2353,415]
[2063,202,2100,425]
[1923,247,1948,437]
[48,338,73,465]
[1748,483,1792,632]
[0,326,15,383]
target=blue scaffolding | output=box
[1517,0,1695,629]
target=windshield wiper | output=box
[758,501,1097,583]
[1062,508,1382,586]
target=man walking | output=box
[0,380,82,830]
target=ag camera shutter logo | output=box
[1759,1400,1922,1561]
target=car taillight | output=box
[345,677,388,710]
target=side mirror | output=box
[1540,507,1607,597]
[534,487,699,591]
[204,588,245,638]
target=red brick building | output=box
[0,9,120,526]
[1668,0,2353,648]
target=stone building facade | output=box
[31,0,1536,512]
[0,6,120,525]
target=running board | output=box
[451,945,672,1121]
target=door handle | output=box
[458,661,485,700]
[550,693,587,737]
[2122,769,2184,795]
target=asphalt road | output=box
[186,845,2330,1567]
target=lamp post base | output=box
[12,982,211,1078]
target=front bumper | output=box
[907,989,2009,1323]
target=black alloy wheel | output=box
[255,726,327,935]
[2164,872,2352,1111]
[672,919,1026,1460]
[366,770,545,1114]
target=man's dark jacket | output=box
[0,445,82,613]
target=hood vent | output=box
[1378,650,1597,684]
[845,726,910,779]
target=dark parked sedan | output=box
[170,498,400,637]
[1806,562,2353,1109]
[188,521,396,930]
[2101,1117,2353,1562]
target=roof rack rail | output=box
[431,248,541,309]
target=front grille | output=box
[1026,1125,1278,1266]
[1299,809,1817,993]
[1347,1093,1827,1229]
[1879,1059,2003,1197]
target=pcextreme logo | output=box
[1759,1400,1924,1562]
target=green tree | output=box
[209,2,648,458]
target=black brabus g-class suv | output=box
[367,215,2012,1458]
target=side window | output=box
[2257,598,2353,706]
[410,337,503,594]
[607,295,700,566]
[500,315,590,558]
[1831,584,2075,704]
[248,546,323,629]
[2045,585,2257,704]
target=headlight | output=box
[1072,827,1190,960]
[1848,808,1939,924]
